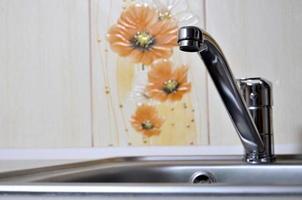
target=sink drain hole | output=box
[190,172,215,184]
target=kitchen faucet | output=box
[178,26,275,164]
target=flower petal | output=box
[149,20,177,37]
[178,82,191,92]
[110,42,133,56]
[150,46,173,59]
[156,34,177,46]
[140,52,154,65]
[174,65,189,83]
[129,49,144,63]
[143,129,160,137]
[148,60,173,81]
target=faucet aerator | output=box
[178,26,203,52]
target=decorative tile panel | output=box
[90,0,208,147]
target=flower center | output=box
[163,80,179,94]
[141,120,154,130]
[159,10,172,21]
[132,32,154,50]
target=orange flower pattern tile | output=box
[146,60,191,102]
[107,4,178,65]
[131,104,164,137]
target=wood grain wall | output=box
[0,0,92,147]
[206,0,302,146]
[0,0,301,149]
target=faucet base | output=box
[245,152,276,164]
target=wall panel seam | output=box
[88,0,95,147]
[203,0,211,145]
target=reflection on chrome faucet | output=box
[178,26,275,164]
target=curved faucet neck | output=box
[200,39,265,160]
[178,26,274,164]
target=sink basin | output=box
[0,155,302,199]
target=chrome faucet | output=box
[178,26,275,164]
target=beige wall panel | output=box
[0,0,92,148]
[206,0,302,145]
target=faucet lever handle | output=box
[238,77,272,107]
[238,77,275,163]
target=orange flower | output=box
[131,104,164,137]
[147,60,191,102]
[107,4,178,65]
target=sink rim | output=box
[0,183,302,196]
[1,155,302,181]
[0,155,302,195]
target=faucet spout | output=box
[178,26,269,163]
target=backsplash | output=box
[0,0,301,149]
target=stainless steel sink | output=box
[0,155,302,199]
